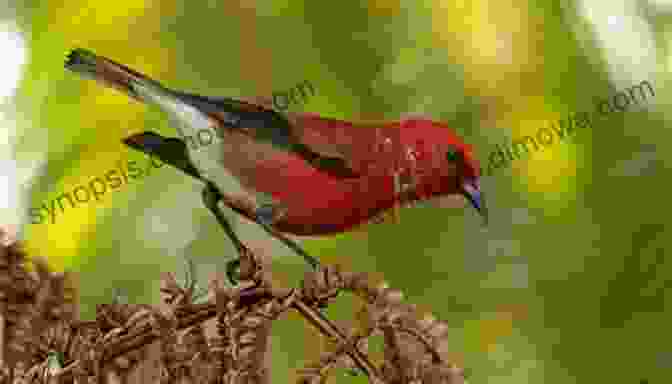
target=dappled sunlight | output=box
[575,0,658,87]
[0,22,26,100]
[515,146,577,189]
[515,118,580,200]
[501,95,554,138]
[496,96,579,197]
[0,21,30,233]
[430,0,536,98]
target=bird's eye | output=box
[446,146,460,162]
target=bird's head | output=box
[440,140,487,225]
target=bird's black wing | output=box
[172,91,297,150]
[122,131,203,181]
[171,91,360,179]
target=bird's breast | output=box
[280,180,400,235]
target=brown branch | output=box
[291,299,379,378]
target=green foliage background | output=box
[9,0,672,383]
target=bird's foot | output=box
[201,181,255,288]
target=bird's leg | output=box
[253,204,331,310]
[202,181,322,290]
[201,181,247,285]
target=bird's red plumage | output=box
[247,116,478,235]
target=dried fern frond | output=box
[4,219,468,384]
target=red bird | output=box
[64,48,486,279]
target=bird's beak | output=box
[461,178,488,225]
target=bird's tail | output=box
[65,48,164,102]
